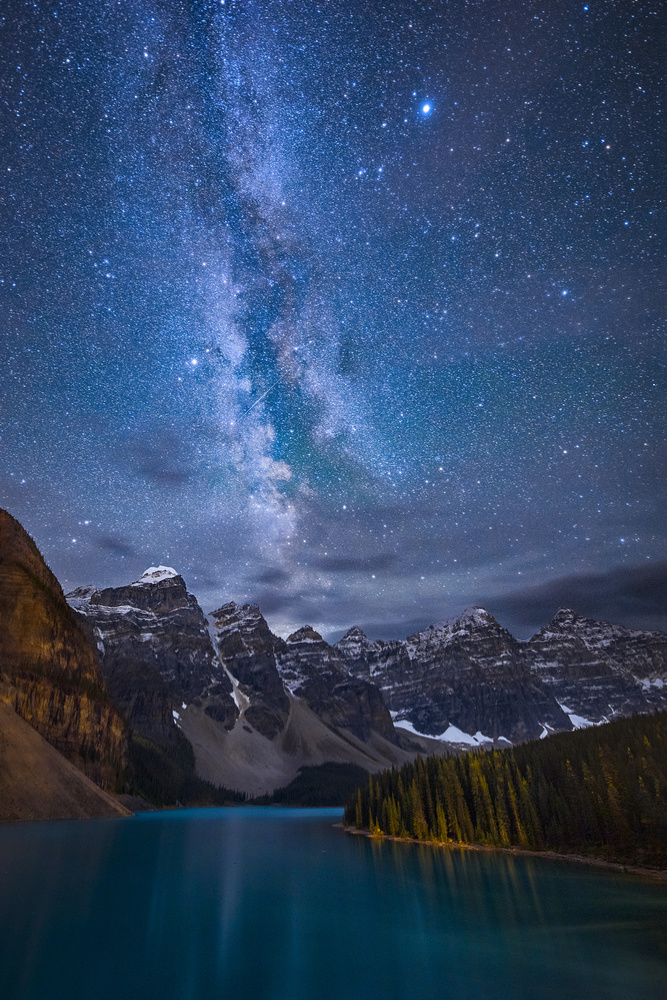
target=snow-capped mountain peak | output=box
[406,606,506,653]
[134,566,179,586]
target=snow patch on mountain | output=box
[556,700,598,729]
[441,724,494,746]
[639,676,664,690]
[134,566,179,586]
[393,718,495,746]
[568,713,596,729]
[421,607,497,639]
[225,666,251,714]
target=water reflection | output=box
[0,810,664,1000]
[344,830,667,999]
[364,834,550,932]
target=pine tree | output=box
[435,800,449,843]
[410,777,429,840]
[355,787,364,829]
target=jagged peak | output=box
[213,599,251,615]
[208,602,277,646]
[338,625,368,643]
[424,606,499,635]
[287,625,324,644]
[66,584,97,602]
[535,606,653,640]
[211,600,264,623]
[553,607,580,620]
[542,608,600,632]
[133,566,179,586]
[457,606,497,625]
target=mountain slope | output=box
[70,567,239,747]
[176,694,422,797]
[279,625,396,741]
[197,602,436,794]
[0,701,130,822]
[69,588,423,797]
[62,552,667,795]
[337,608,568,743]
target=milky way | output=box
[1,0,665,638]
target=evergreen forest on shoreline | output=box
[344,711,667,870]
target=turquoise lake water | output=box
[0,807,665,999]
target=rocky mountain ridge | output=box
[69,582,425,796]
[70,567,238,747]
[278,625,396,742]
[335,605,667,744]
[67,560,667,796]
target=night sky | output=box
[1,0,665,640]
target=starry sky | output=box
[1,0,665,640]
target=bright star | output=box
[422,103,431,115]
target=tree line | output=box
[344,711,667,868]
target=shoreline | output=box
[335,824,667,883]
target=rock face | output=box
[60,548,667,793]
[525,608,667,725]
[189,602,428,796]
[70,567,238,747]
[337,608,567,743]
[209,602,289,740]
[336,606,667,743]
[207,605,396,744]
[0,508,127,791]
[278,626,395,741]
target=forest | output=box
[344,711,667,869]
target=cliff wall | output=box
[0,509,127,790]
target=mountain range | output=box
[336,605,667,744]
[1,506,666,814]
[69,575,432,796]
[69,562,667,796]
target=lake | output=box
[0,807,664,999]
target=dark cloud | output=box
[250,591,292,616]
[191,572,227,593]
[486,562,667,639]
[95,534,137,558]
[254,567,291,586]
[114,426,193,487]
